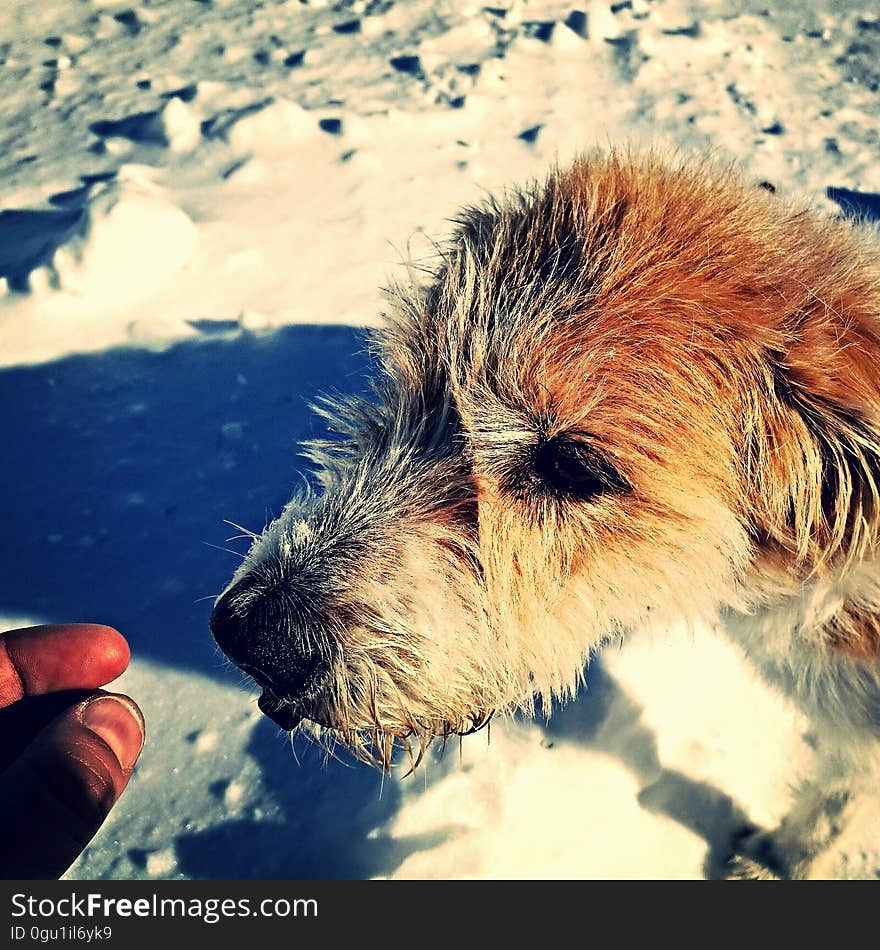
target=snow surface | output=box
[1,0,880,879]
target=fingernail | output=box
[79,695,145,772]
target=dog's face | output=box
[211,153,880,765]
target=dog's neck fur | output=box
[746,555,880,651]
[720,553,880,748]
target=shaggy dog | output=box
[211,152,880,878]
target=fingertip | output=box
[1,624,132,699]
[90,626,131,678]
[54,624,132,678]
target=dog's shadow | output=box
[172,666,756,879]
[542,664,751,878]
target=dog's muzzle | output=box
[210,576,335,729]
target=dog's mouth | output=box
[257,689,308,731]
[256,685,340,732]
[240,658,333,732]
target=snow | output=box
[1,0,879,879]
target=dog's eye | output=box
[533,437,629,500]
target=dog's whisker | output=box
[222,519,260,540]
[194,593,222,604]
[201,541,246,559]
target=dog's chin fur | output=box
[218,149,880,874]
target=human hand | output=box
[0,623,145,879]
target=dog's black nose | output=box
[210,577,334,703]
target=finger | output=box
[0,692,145,879]
[0,624,130,708]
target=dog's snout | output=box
[210,577,334,703]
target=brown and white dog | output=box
[211,152,880,878]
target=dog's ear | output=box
[745,309,880,572]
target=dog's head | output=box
[211,152,880,766]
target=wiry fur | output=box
[212,150,880,877]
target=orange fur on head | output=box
[531,155,880,656]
